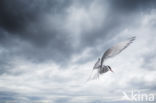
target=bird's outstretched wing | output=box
[101,36,136,66]
[93,58,100,69]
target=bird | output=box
[88,36,136,80]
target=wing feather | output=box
[101,36,136,66]
[93,58,100,69]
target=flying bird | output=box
[88,36,136,80]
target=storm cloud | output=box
[0,0,156,103]
[0,0,156,63]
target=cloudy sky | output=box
[0,0,156,103]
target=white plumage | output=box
[89,36,136,80]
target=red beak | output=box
[108,66,114,72]
[110,68,114,72]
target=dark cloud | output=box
[0,1,156,103]
[0,0,156,67]
[0,0,74,65]
[0,91,26,103]
[0,0,102,66]
[0,0,72,47]
[109,0,156,13]
[0,0,71,32]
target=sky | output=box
[0,0,156,103]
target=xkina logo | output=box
[122,89,155,102]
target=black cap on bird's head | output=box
[108,66,114,72]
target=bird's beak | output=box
[110,68,114,72]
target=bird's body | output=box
[89,36,136,80]
[99,65,110,74]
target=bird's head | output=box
[108,66,114,72]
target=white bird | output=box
[89,36,136,80]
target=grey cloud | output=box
[0,0,156,66]
[0,0,155,73]
[0,0,71,32]
[142,53,156,70]
[76,0,156,51]
[108,0,156,13]
[0,91,49,103]
[0,0,156,103]
[0,0,74,65]
[0,0,73,47]
[0,90,143,103]
[0,91,29,103]
[127,76,156,92]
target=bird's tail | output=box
[86,69,99,82]
[86,69,94,82]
